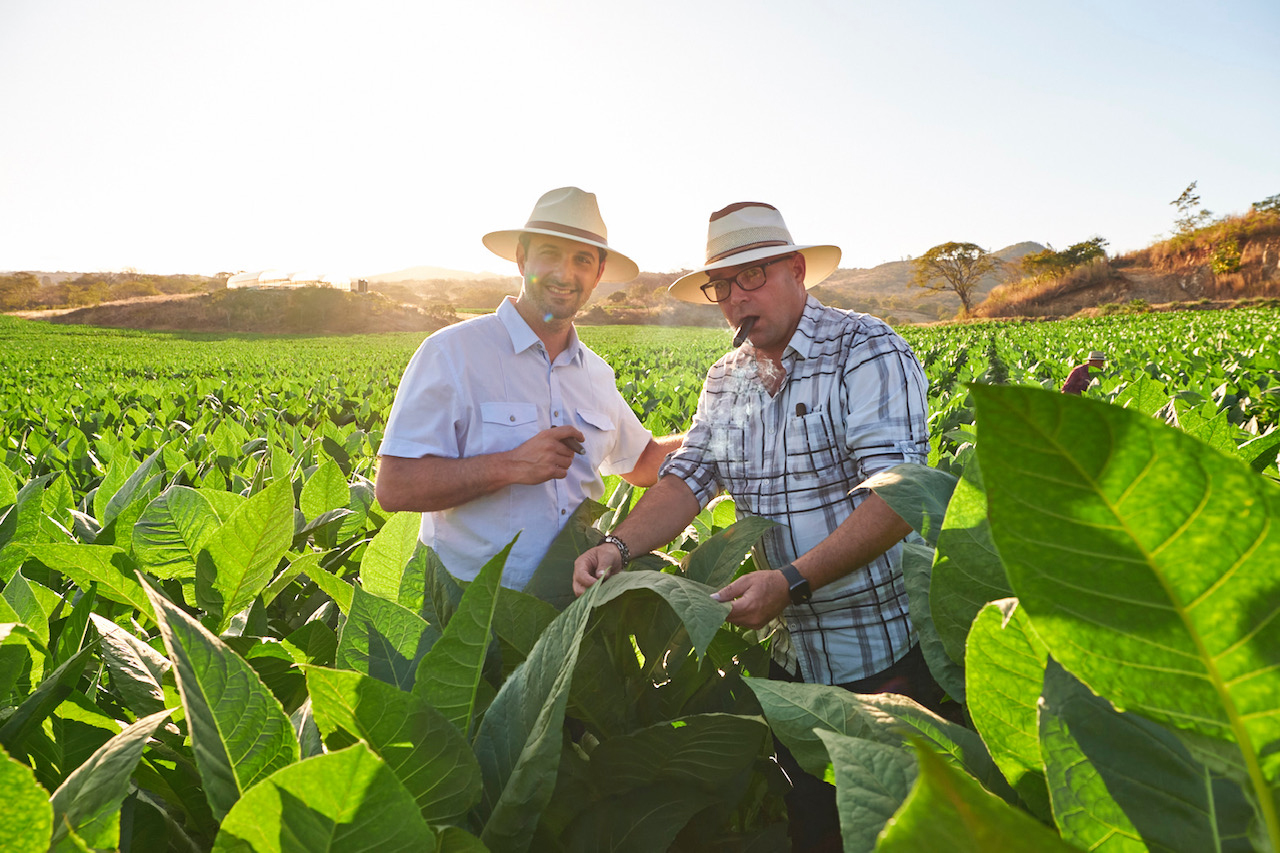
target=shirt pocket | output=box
[576,407,616,460]
[480,401,539,454]
[782,409,841,480]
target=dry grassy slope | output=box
[975,217,1280,318]
[35,288,456,335]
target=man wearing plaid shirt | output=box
[573,201,940,850]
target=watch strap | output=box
[779,563,811,604]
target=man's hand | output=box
[712,570,791,630]
[510,425,586,485]
[573,543,623,597]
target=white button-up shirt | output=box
[379,298,653,589]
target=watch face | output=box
[790,579,812,604]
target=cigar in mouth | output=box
[563,437,586,455]
[732,316,757,347]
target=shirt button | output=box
[561,508,566,515]
[554,410,559,417]
[509,415,516,422]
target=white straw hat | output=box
[667,202,841,303]
[482,187,639,283]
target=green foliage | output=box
[1,314,1279,850]
[1251,192,1280,214]
[1019,236,1109,279]
[1212,237,1243,274]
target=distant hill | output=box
[809,242,1045,324]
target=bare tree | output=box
[910,242,997,314]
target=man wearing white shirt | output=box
[375,187,681,590]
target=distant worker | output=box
[1062,350,1106,394]
[375,187,683,590]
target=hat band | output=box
[706,239,791,264]
[524,220,607,246]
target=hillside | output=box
[35,288,456,335]
[974,210,1280,319]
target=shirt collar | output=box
[784,296,822,361]
[496,296,585,364]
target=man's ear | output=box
[515,241,527,276]
[789,252,808,284]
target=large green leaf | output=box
[211,743,435,853]
[21,544,154,622]
[90,613,169,717]
[563,713,769,853]
[196,478,295,632]
[359,511,421,604]
[876,744,1082,852]
[335,584,439,691]
[305,562,354,615]
[412,540,509,736]
[97,445,165,529]
[48,708,171,850]
[0,475,52,582]
[973,385,1280,843]
[472,578,601,851]
[143,579,299,822]
[680,515,775,588]
[964,599,1051,820]
[744,678,1009,801]
[305,666,481,824]
[0,644,93,756]
[523,499,607,610]
[131,485,220,580]
[862,461,958,547]
[900,541,965,704]
[0,744,52,853]
[1039,659,1255,853]
[3,571,52,648]
[814,729,917,853]
[299,459,349,520]
[930,459,1012,664]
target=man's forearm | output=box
[375,453,513,513]
[610,474,702,555]
[792,491,912,590]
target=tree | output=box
[1171,181,1213,234]
[1020,237,1109,279]
[1252,193,1280,215]
[910,242,997,314]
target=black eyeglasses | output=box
[699,254,796,303]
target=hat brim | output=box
[483,228,640,283]
[666,244,842,303]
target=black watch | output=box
[779,563,811,605]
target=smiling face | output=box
[711,251,809,358]
[515,233,605,324]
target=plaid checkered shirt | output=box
[660,296,930,684]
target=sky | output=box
[2,0,1278,279]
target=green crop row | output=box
[1,308,1278,851]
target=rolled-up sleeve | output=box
[658,390,721,509]
[378,342,464,460]
[841,338,929,487]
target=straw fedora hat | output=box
[482,187,639,283]
[667,202,841,303]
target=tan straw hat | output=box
[482,186,639,283]
[667,202,841,303]
[1088,351,1106,361]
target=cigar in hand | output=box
[732,316,756,348]
[562,437,586,455]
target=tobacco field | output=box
[1,305,1279,852]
